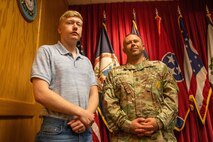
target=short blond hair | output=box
[59,10,83,25]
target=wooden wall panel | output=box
[0,0,68,141]
[39,0,69,46]
[0,0,38,102]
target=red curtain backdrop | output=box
[69,0,213,142]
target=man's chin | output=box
[131,52,140,55]
[70,37,80,41]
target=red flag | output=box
[178,9,212,124]
[155,10,190,131]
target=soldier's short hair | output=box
[123,33,143,47]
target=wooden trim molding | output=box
[0,99,41,116]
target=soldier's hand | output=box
[136,119,154,136]
[143,117,159,131]
[130,118,146,135]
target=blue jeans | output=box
[36,116,92,142]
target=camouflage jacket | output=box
[102,60,178,142]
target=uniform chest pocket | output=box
[143,82,163,108]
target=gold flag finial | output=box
[206,5,213,24]
[103,10,106,23]
[155,8,161,35]
[155,8,159,17]
[177,6,183,31]
[102,10,107,31]
[178,6,182,17]
[206,5,209,14]
[133,8,136,20]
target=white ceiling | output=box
[67,0,170,5]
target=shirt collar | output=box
[56,41,83,59]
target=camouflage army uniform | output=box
[102,60,178,142]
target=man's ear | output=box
[57,26,61,34]
[142,46,145,51]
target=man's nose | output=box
[73,23,78,30]
[131,41,136,46]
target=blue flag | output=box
[93,22,119,142]
[131,19,149,59]
[94,23,120,92]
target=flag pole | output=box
[103,10,106,24]
[133,8,136,21]
[103,10,107,31]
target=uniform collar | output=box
[124,60,153,70]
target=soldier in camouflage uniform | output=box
[102,33,178,142]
